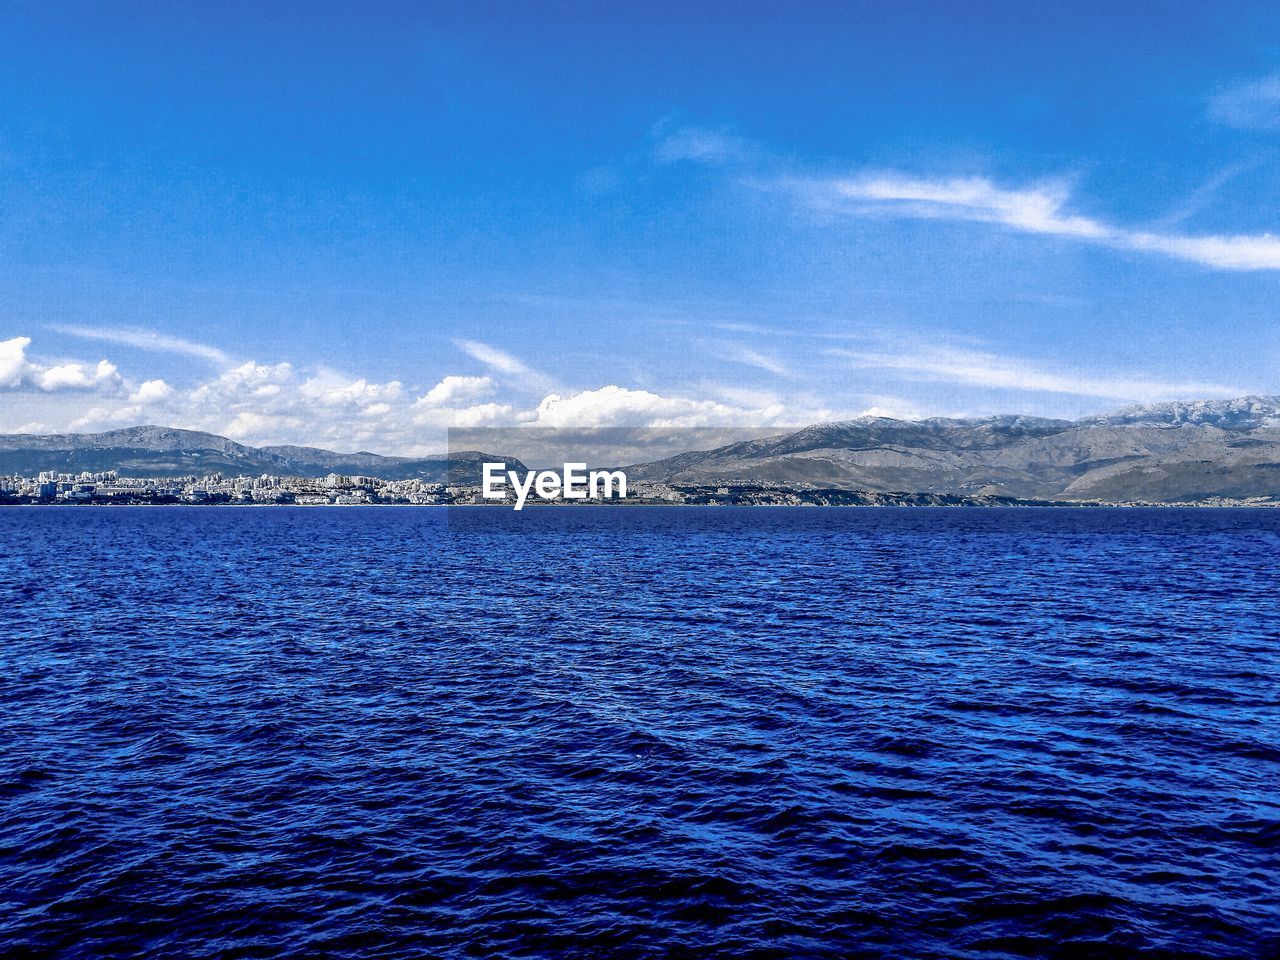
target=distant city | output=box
[2,469,1276,508]
[3,469,454,505]
[0,468,1013,506]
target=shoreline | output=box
[3,500,1279,510]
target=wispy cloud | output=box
[653,123,751,165]
[719,344,792,378]
[51,324,232,367]
[706,320,784,336]
[828,343,1243,402]
[781,172,1280,271]
[453,339,556,392]
[453,339,528,375]
[653,113,1280,271]
[1154,159,1266,228]
[1208,72,1280,130]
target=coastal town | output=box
[0,469,456,505]
[5,468,1276,508]
[0,468,1085,507]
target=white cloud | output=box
[416,375,493,407]
[0,337,31,387]
[176,361,411,447]
[298,369,403,407]
[35,360,120,391]
[1,343,524,451]
[2,337,124,392]
[1208,73,1280,130]
[70,407,115,430]
[0,328,1254,455]
[828,343,1243,402]
[785,171,1280,271]
[1121,231,1280,271]
[5,334,849,449]
[415,401,516,428]
[221,411,305,441]
[188,361,293,404]
[532,385,758,428]
[129,379,174,404]
[50,325,232,367]
[653,117,1280,270]
[829,174,1106,238]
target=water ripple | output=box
[1,506,1278,959]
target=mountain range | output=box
[0,425,519,483]
[3,396,1280,502]
[625,396,1280,502]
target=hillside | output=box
[0,426,521,483]
[623,397,1280,502]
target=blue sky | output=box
[2,1,1280,451]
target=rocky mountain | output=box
[0,426,522,483]
[624,396,1280,503]
[1079,396,1280,430]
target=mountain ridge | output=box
[0,425,519,482]
[3,397,1280,501]
[620,396,1280,502]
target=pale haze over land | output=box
[2,2,1280,454]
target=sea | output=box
[2,506,1278,959]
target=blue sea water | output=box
[1,506,1278,960]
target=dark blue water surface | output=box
[2,507,1279,959]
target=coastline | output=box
[4,500,1279,509]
